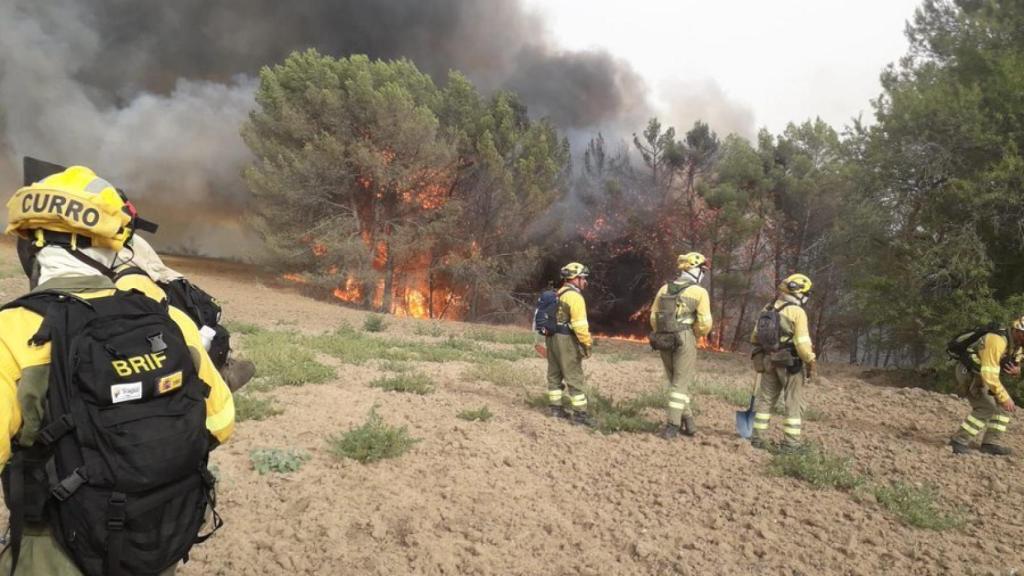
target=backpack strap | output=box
[113,265,148,282]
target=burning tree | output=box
[243,51,568,320]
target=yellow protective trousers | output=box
[659,330,696,426]
[545,334,587,413]
[952,365,1011,446]
[752,358,804,447]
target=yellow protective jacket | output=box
[971,332,1012,405]
[750,298,816,364]
[556,285,592,349]
[649,282,712,338]
[0,276,235,466]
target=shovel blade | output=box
[735,396,756,439]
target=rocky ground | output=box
[0,247,1021,575]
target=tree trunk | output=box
[381,237,394,313]
[849,326,859,365]
[730,221,765,350]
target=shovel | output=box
[735,373,762,439]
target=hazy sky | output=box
[524,0,923,137]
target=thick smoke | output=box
[0,0,658,255]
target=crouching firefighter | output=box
[947,316,1024,456]
[749,274,816,451]
[648,252,712,439]
[112,235,256,392]
[540,263,594,425]
[0,165,235,575]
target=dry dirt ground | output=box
[0,248,1022,575]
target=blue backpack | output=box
[533,290,560,336]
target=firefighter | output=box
[649,252,712,439]
[749,273,816,451]
[948,317,1024,456]
[0,166,234,575]
[545,262,593,425]
[114,235,256,392]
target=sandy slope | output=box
[0,251,1021,575]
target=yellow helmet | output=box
[6,166,134,251]
[677,252,708,270]
[780,273,813,296]
[560,262,590,280]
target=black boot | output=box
[681,416,696,437]
[980,443,1012,456]
[949,439,971,455]
[571,411,593,427]
[660,424,680,440]
[548,406,567,419]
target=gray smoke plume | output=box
[0,0,657,255]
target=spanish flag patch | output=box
[157,371,183,395]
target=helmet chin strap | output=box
[682,267,705,284]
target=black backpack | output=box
[947,323,1004,372]
[754,303,793,353]
[533,290,560,336]
[156,278,230,369]
[1,290,220,576]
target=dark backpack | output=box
[653,282,691,334]
[754,303,793,353]
[157,278,230,369]
[947,323,1003,372]
[1,290,220,576]
[533,290,560,336]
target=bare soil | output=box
[0,249,1021,575]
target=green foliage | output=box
[769,446,866,491]
[362,314,387,333]
[250,448,310,475]
[457,406,494,422]
[873,481,965,531]
[234,392,283,422]
[379,360,413,373]
[693,376,751,407]
[369,373,435,395]
[413,322,445,337]
[223,321,262,335]
[243,51,569,321]
[462,362,532,389]
[327,407,419,464]
[240,330,335,388]
[586,389,661,434]
[464,328,536,345]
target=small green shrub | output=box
[241,329,335,388]
[587,390,661,434]
[769,445,865,491]
[369,373,435,395]
[327,407,419,463]
[234,393,283,422]
[874,481,965,531]
[464,362,531,389]
[250,448,310,475]
[379,360,413,373]
[413,322,445,337]
[457,406,494,422]
[363,314,387,332]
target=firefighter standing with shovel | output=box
[748,274,817,451]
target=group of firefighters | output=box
[541,254,1024,456]
[0,161,1022,575]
